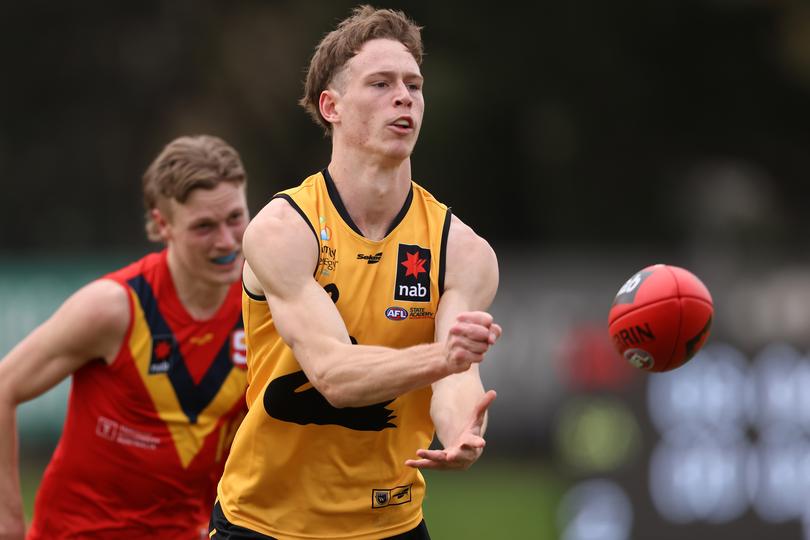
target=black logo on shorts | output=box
[394,244,431,302]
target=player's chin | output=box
[380,140,415,161]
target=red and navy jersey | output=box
[28,250,247,540]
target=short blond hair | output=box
[142,135,246,241]
[299,5,423,134]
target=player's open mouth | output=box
[211,252,239,265]
[390,116,413,130]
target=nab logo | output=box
[394,244,431,303]
[149,335,176,374]
[385,307,408,321]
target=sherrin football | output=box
[608,264,713,372]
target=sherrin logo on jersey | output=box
[394,244,431,302]
[385,307,408,321]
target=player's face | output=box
[333,38,424,161]
[163,182,249,287]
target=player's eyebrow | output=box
[364,70,423,82]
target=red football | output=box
[608,264,713,372]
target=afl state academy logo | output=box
[385,307,408,321]
[394,244,431,302]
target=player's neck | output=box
[166,252,230,320]
[327,153,412,241]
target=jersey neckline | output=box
[322,168,414,240]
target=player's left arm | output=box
[405,215,500,471]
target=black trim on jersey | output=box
[385,184,414,236]
[126,275,241,424]
[322,168,414,239]
[273,194,319,243]
[322,168,363,236]
[243,280,266,301]
[438,208,452,296]
[272,193,321,278]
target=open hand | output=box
[405,390,496,471]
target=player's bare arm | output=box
[243,198,495,408]
[406,215,501,470]
[0,279,129,539]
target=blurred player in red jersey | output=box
[0,135,250,540]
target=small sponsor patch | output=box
[319,245,338,276]
[385,307,408,321]
[409,307,434,320]
[96,416,119,441]
[149,334,177,374]
[394,244,431,303]
[372,484,413,509]
[357,252,383,264]
[96,416,159,450]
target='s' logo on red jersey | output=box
[394,244,431,303]
[231,329,247,369]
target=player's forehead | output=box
[346,38,421,80]
[171,183,246,221]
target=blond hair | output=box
[142,135,246,241]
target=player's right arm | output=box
[242,198,498,409]
[0,280,129,540]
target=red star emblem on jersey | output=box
[401,251,427,278]
[154,340,172,360]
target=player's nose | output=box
[393,80,412,107]
[213,223,238,249]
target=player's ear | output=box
[150,207,171,242]
[319,89,340,126]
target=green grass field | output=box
[424,460,562,539]
[22,459,562,539]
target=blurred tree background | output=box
[2,0,809,254]
[4,1,810,539]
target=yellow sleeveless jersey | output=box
[217,170,451,539]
